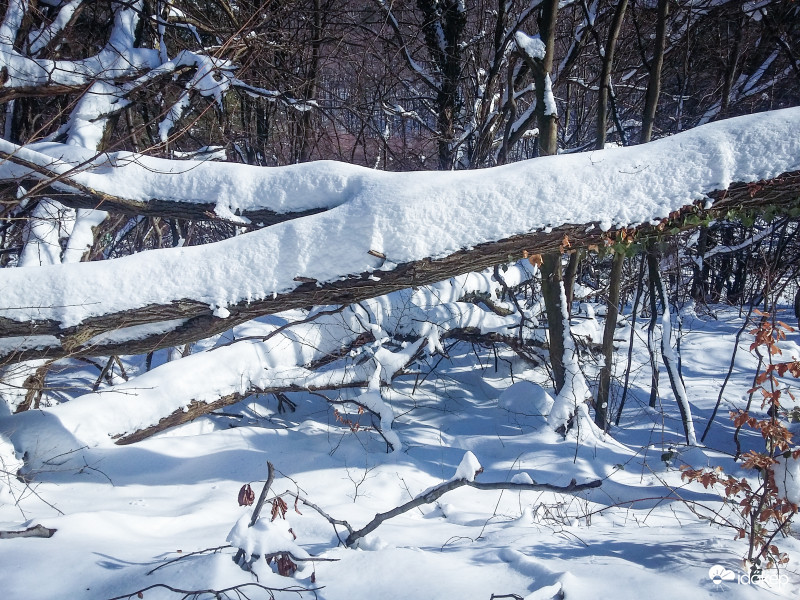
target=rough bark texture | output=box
[1,170,799,363]
[0,524,57,539]
[541,252,566,391]
[525,0,564,392]
[647,243,661,408]
[596,251,624,430]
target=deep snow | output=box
[2,304,799,600]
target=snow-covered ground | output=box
[1,304,800,600]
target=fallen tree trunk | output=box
[2,170,799,362]
[112,325,545,445]
[1,110,799,361]
[3,272,529,456]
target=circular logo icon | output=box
[708,564,736,585]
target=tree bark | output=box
[647,244,661,408]
[596,251,624,430]
[0,524,57,539]
[596,0,629,150]
[640,0,669,144]
[541,252,566,390]
[1,171,799,362]
[523,0,565,391]
[563,250,583,316]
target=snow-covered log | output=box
[1,109,800,361]
[4,269,534,455]
[0,140,357,224]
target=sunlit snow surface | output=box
[1,306,799,599]
[1,109,799,327]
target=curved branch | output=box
[344,474,602,547]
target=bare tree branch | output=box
[343,474,602,547]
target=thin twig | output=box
[344,475,601,547]
[280,490,354,546]
[106,582,321,600]
[233,462,275,564]
[146,545,231,576]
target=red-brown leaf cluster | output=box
[271,497,288,521]
[269,553,298,577]
[238,484,255,506]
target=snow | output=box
[775,454,800,505]
[513,32,556,116]
[65,81,127,150]
[353,373,402,452]
[2,72,800,599]
[0,1,159,91]
[452,450,482,481]
[0,432,23,504]
[515,31,546,60]
[0,270,536,455]
[16,199,67,267]
[226,514,310,564]
[2,108,800,331]
[1,306,799,598]
[159,55,234,142]
[499,381,554,417]
[27,0,83,55]
[61,208,108,263]
[511,472,535,484]
[547,281,595,437]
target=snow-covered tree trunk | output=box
[657,278,698,446]
[0,115,798,362]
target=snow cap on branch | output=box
[226,514,309,564]
[514,32,546,60]
[453,451,482,482]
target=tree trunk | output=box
[564,250,583,315]
[647,244,661,408]
[1,170,798,362]
[541,252,566,391]
[530,0,566,392]
[640,0,669,144]
[596,0,629,150]
[596,251,624,430]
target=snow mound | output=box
[499,381,554,417]
[0,433,23,504]
[511,472,535,484]
[453,451,482,482]
[226,514,309,564]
